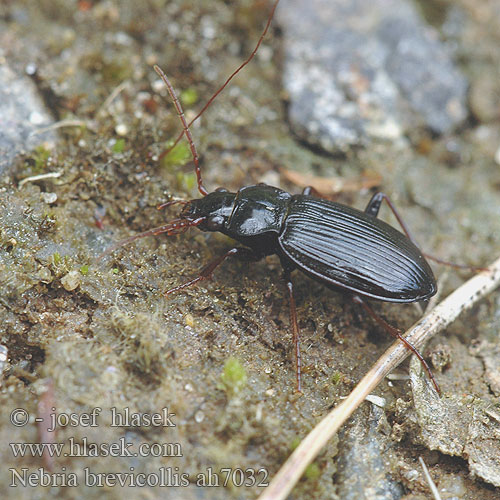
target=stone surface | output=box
[277,0,468,153]
[0,64,57,172]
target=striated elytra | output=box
[180,184,437,304]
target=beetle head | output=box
[180,188,235,232]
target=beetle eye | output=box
[215,187,228,193]
[205,215,224,230]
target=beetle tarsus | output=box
[420,253,488,273]
[284,270,303,393]
[352,295,441,395]
[165,247,257,295]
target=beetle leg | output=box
[283,270,303,393]
[364,192,417,241]
[351,295,440,394]
[365,192,486,271]
[165,247,259,295]
[301,186,323,197]
[364,192,383,217]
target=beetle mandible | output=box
[109,0,444,393]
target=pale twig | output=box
[419,456,442,500]
[29,119,90,136]
[258,255,500,500]
[18,171,62,188]
[29,80,128,137]
[97,80,129,116]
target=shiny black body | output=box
[180,184,437,303]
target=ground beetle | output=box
[107,47,442,393]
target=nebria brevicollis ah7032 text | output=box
[104,0,470,394]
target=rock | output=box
[277,0,468,153]
[0,64,58,172]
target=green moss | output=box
[79,264,89,275]
[50,252,72,276]
[304,463,321,481]
[218,357,247,396]
[34,145,51,168]
[176,171,196,192]
[27,145,51,174]
[52,252,62,265]
[161,140,191,168]
[180,87,199,107]
[290,436,301,450]
[112,138,126,153]
[331,371,343,385]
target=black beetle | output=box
[178,184,436,305]
[107,62,440,393]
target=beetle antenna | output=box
[97,217,205,261]
[154,64,208,197]
[157,199,189,210]
[158,0,280,162]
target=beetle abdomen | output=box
[279,196,436,302]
